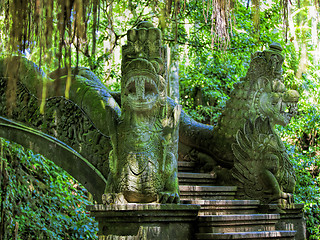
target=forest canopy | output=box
[0,0,298,68]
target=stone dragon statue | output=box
[0,22,180,204]
[103,21,181,204]
[0,17,299,205]
[179,43,299,204]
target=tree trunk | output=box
[310,5,319,65]
[288,3,299,53]
[168,45,180,104]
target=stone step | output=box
[197,214,280,233]
[181,200,260,215]
[196,230,296,239]
[179,185,237,200]
[178,161,196,172]
[259,203,306,240]
[178,172,217,185]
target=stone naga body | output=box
[0,22,299,205]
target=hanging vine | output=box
[0,0,99,67]
[0,0,297,113]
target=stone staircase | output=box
[178,161,297,239]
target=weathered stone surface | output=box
[177,151,301,239]
[103,21,180,204]
[178,172,217,185]
[179,185,237,200]
[0,58,112,201]
[197,214,280,233]
[232,117,296,205]
[196,231,296,239]
[0,117,107,200]
[178,43,299,205]
[178,161,196,172]
[259,204,306,240]
[0,22,180,204]
[87,204,200,240]
[182,200,260,215]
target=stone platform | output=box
[86,203,200,240]
[86,161,306,239]
[259,203,307,240]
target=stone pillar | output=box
[87,204,200,240]
[259,203,306,240]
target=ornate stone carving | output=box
[0,28,298,206]
[0,59,113,178]
[0,58,112,200]
[0,22,180,204]
[179,43,299,204]
[103,21,180,204]
[232,117,295,204]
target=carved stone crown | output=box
[248,42,285,79]
[120,22,168,111]
[121,21,166,77]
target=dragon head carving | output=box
[258,80,299,126]
[121,21,167,113]
[211,43,300,170]
[220,43,299,143]
[245,43,299,126]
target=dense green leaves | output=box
[281,141,320,239]
[0,138,97,239]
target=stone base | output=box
[259,203,306,240]
[86,204,200,240]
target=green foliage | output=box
[178,1,287,124]
[282,142,320,239]
[0,138,98,239]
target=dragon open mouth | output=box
[279,101,298,117]
[272,99,298,126]
[125,75,158,111]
